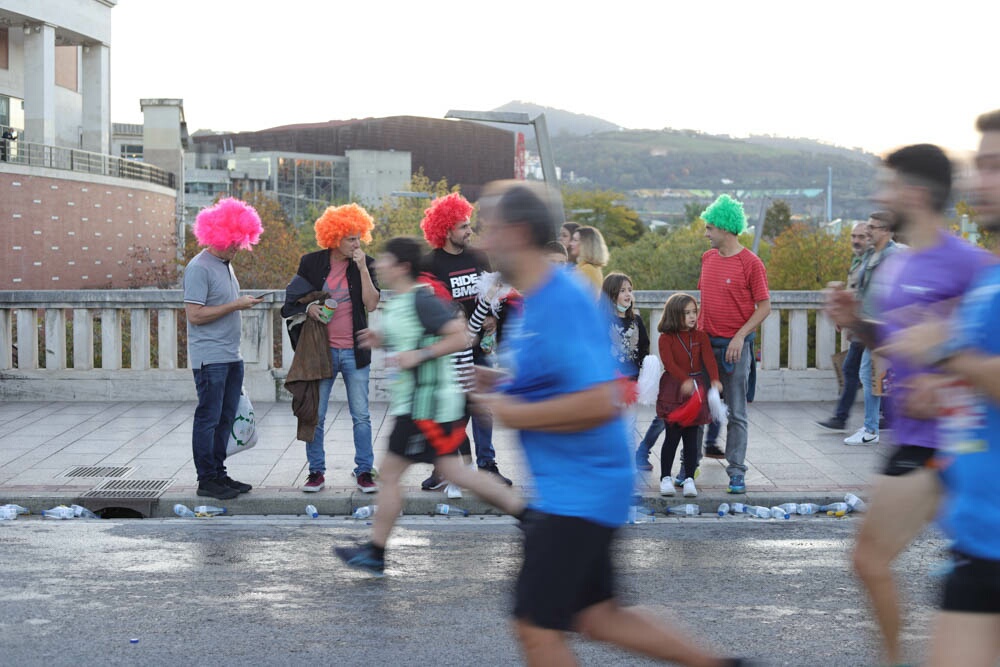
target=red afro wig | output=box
[420,193,473,249]
[314,203,374,249]
[193,197,263,250]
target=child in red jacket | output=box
[655,293,722,498]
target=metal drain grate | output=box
[63,466,135,479]
[79,478,174,500]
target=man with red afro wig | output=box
[183,197,264,500]
[281,203,381,494]
[419,192,513,493]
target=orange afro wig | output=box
[314,203,374,249]
[193,197,263,250]
[420,193,473,249]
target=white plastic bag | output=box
[636,354,663,406]
[707,387,728,423]
[227,391,258,456]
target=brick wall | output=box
[0,168,177,289]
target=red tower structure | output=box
[514,132,526,180]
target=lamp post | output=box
[444,109,566,223]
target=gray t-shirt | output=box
[184,249,243,368]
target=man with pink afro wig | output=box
[419,192,514,493]
[182,197,264,500]
[281,203,381,494]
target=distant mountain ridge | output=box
[487,101,622,137]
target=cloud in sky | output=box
[111,0,1000,155]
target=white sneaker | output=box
[844,428,879,446]
[659,477,675,496]
[682,477,698,497]
[445,483,463,499]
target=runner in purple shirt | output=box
[826,143,994,667]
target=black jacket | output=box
[281,249,379,368]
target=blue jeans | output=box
[860,347,881,434]
[635,416,665,461]
[192,361,244,482]
[307,348,373,477]
[834,341,864,422]
[713,339,753,477]
[471,358,497,467]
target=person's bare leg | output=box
[370,452,410,547]
[851,469,939,665]
[438,455,524,516]
[926,611,1000,667]
[574,600,732,667]
[514,619,577,667]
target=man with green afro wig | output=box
[697,192,770,495]
[701,194,747,236]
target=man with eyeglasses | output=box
[817,220,873,433]
[843,211,900,446]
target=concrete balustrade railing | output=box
[0,290,845,402]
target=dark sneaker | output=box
[421,472,447,491]
[727,474,746,494]
[704,443,726,459]
[302,471,325,493]
[879,416,890,431]
[356,471,378,493]
[334,544,385,577]
[478,461,513,486]
[197,478,239,500]
[816,417,847,431]
[222,476,252,494]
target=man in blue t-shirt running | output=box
[473,181,750,667]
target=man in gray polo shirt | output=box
[183,198,265,500]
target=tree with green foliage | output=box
[766,223,852,290]
[563,188,645,247]
[684,201,707,224]
[367,169,456,252]
[763,199,793,240]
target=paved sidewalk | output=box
[0,400,883,517]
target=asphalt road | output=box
[0,515,949,666]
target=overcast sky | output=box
[110,0,999,157]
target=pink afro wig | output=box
[314,203,374,249]
[420,193,473,249]
[193,197,263,250]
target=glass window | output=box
[0,29,8,70]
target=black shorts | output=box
[514,511,616,631]
[882,444,936,477]
[387,415,469,464]
[941,551,1000,613]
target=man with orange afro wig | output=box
[419,192,514,493]
[281,203,381,494]
[183,197,264,500]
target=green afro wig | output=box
[702,194,746,235]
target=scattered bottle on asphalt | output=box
[717,503,731,517]
[352,505,377,520]
[0,506,18,520]
[821,502,851,516]
[1,504,29,515]
[665,504,701,517]
[627,506,656,524]
[770,506,791,520]
[173,504,196,518]
[844,493,868,513]
[70,504,99,519]
[305,504,319,518]
[795,503,821,515]
[731,502,749,514]
[778,503,799,515]
[436,504,470,517]
[193,505,226,517]
[42,506,76,520]
[745,505,772,519]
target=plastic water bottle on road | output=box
[778,503,799,515]
[173,504,196,518]
[770,506,791,520]
[42,506,76,519]
[0,506,18,520]
[731,503,749,514]
[716,503,730,517]
[745,505,772,519]
[71,504,99,519]
[844,494,868,513]
[1,504,29,515]
[305,504,319,518]
[352,505,377,519]
[436,504,469,517]
[627,506,655,523]
[665,504,700,516]
[795,503,821,515]
[193,505,226,517]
